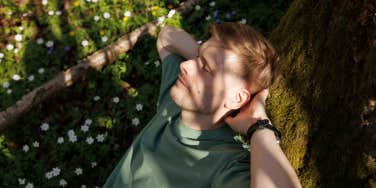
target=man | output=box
[104,22,302,188]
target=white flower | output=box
[167,9,176,18]
[132,118,140,126]
[46,40,54,47]
[154,60,160,67]
[157,16,165,24]
[56,10,62,15]
[52,167,61,176]
[57,137,64,144]
[94,96,100,101]
[86,136,94,145]
[195,5,201,10]
[12,74,21,81]
[32,141,39,148]
[85,118,92,125]
[68,135,77,143]
[67,130,75,137]
[103,12,110,19]
[197,40,202,44]
[86,0,91,2]
[240,18,247,24]
[6,89,12,94]
[42,0,48,6]
[14,48,19,53]
[38,68,45,74]
[59,179,67,187]
[25,182,34,188]
[124,11,131,17]
[6,44,14,51]
[136,104,143,111]
[22,145,30,152]
[15,34,23,42]
[81,125,89,132]
[74,168,83,175]
[45,171,53,179]
[92,0,97,2]
[18,178,26,185]
[205,15,211,20]
[209,1,215,7]
[96,134,105,142]
[36,38,44,44]
[91,162,97,168]
[101,36,108,42]
[81,40,89,47]
[112,97,120,103]
[0,52,4,58]
[48,10,54,16]
[94,15,100,21]
[40,122,49,131]
[28,75,34,81]
[19,26,24,31]
[81,185,86,188]
[2,81,10,88]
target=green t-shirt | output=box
[104,54,250,188]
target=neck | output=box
[181,109,226,130]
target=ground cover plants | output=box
[0,0,291,187]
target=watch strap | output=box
[246,119,282,144]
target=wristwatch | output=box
[246,119,282,144]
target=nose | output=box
[180,59,198,76]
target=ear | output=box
[224,89,250,110]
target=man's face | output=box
[170,37,251,115]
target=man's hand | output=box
[225,89,269,135]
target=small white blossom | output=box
[48,10,54,16]
[6,89,12,94]
[101,36,108,42]
[6,44,14,51]
[28,75,34,81]
[136,104,143,111]
[112,97,120,103]
[56,10,62,15]
[40,122,49,131]
[45,172,53,179]
[15,34,23,42]
[240,18,247,24]
[38,68,45,74]
[22,145,30,152]
[19,26,24,31]
[14,48,19,53]
[32,141,39,148]
[91,162,97,168]
[69,135,77,143]
[197,40,203,44]
[86,136,94,145]
[167,10,176,18]
[18,178,26,185]
[57,137,64,144]
[36,38,44,44]
[94,15,100,21]
[25,182,34,188]
[209,1,215,7]
[42,0,48,6]
[46,40,54,47]
[12,74,21,81]
[132,118,140,126]
[2,81,10,88]
[157,16,165,24]
[92,0,97,2]
[154,60,160,67]
[59,179,67,187]
[205,15,211,20]
[74,168,83,175]
[67,130,75,137]
[81,125,89,132]
[85,119,93,125]
[94,96,100,101]
[86,0,91,2]
[195,5,201,10]
[96,134,105,142]
[81,40,89,47]
[103,12,110,19]
[52,167,61,176]
[81,185,86,188]
[124,11,131,17]
[0,52,4,58]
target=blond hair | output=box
[210,22,280,89]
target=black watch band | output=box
[246,119,282,144]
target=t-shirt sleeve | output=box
[156,53,186,113]
[211,155,250,188]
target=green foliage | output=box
[0,0,290,186]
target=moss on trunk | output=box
[268,0,376,187]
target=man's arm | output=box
[225,89,302,188]
[156,25,199,60]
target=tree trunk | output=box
[268,0,375,187]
